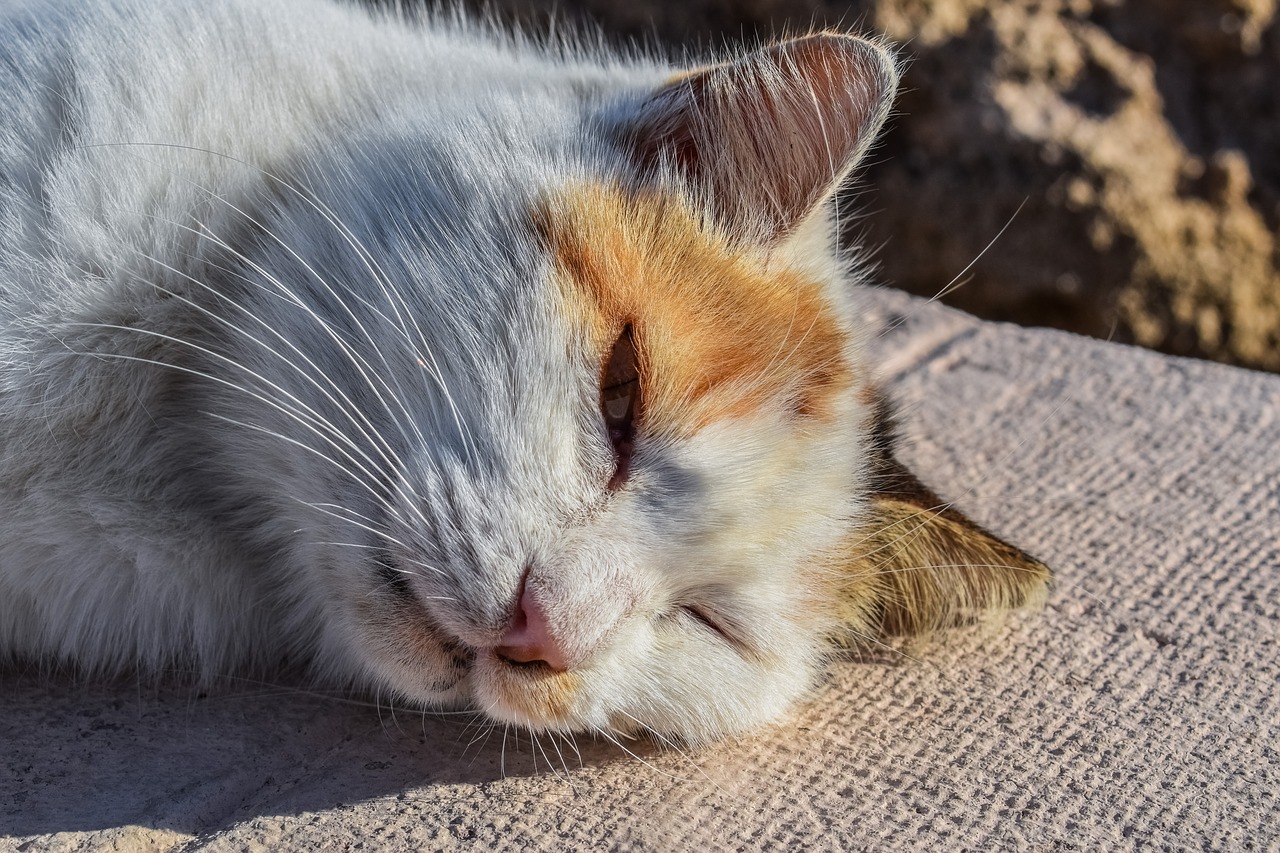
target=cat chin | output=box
[468,654,592,731]
[458,636,822,743]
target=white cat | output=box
[0,0,1048,745]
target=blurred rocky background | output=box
[460,0,1280,372]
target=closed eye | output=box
[601,324,641,490]
[680,604,734,645]
[676,601,762,660]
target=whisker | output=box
[591,725,686,781]
[68,347,402,519]
[612,709,723,791]
[304,503,395,534]
[395,554,450,577]
[557,730,584,769]
[187,214,431,462]
[293,199,481,468]
[544,732,580,787]
[66,318,400,509]
[290,496,415,552]
[840,629,931,666]
[79,139,480,464]
[308,540,444,577]
[878,197,1029,338]
[120,240,426,522]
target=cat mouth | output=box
[472,651,584,729]
[373,552,588,728]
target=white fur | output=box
[0,0,892,743]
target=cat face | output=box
[354,185,875,742]
[280,36,900,743]
[188,31,1045,744]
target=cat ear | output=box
[621,33,899,245]
[835,395,1051,639]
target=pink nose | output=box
[495,577,569,672]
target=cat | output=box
[0,0,1049,745]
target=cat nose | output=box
[495,576,569,672]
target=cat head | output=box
[203,31,1047,744]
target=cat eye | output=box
[680,604,726,639]
[601,324,641,490]
[678,603,753,657]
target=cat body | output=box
[0,0,1047,744]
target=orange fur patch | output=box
[535,183,851,439]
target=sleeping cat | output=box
[0,0,1049,745]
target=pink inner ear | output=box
[625,34,898,245]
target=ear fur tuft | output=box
[835,390,1051,641]
[621,33,899,245]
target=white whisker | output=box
[121,237,426,521]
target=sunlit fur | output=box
[0,0,1046,745]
